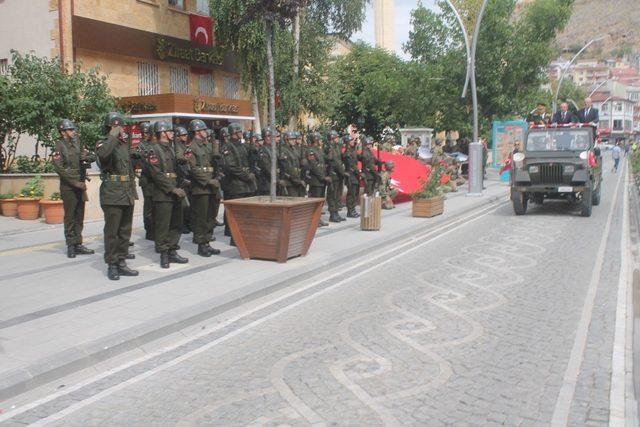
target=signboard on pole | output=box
[492,120,527,168]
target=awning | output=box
[131,112,255,121]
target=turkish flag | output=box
[190,14,214,74]
[372,149,431,204]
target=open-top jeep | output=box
[510,126,602,217]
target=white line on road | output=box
[551,163,625,427]
[0,201,505,425]
[609,168,631,426]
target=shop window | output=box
[170,66,189,94]
[223,76,239,99]
[613,120,623,131]
[137,62,159,96]
[168,0,184,9]
[196,0,209,14]
[198,74,216,97]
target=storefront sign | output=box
[155,36,224,68]
[194,97,240,114]
[119,101,157,114]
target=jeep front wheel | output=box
[592,182,601,206]
[581,186,593,217]
[512,191,528,215]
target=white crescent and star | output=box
[195,27,209,44]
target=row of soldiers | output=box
[52,112,398,281]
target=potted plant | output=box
[0,193,18,217]
[410,162,447,218]
[41,191,64,224]
[16,175,44,220]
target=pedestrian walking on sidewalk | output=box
[52,119,96,259]
[96,112,139,280]
[612,143,622,173]
[147,121,190,268]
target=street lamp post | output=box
[443,0,489,197]
[588,79,609,98]
[553,36,605,113]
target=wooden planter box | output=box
[223,196,325,263]
[412,196,444,218]
[360,195,381,231]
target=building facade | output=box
[592,93,636,142]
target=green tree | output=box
[0,51,116,172]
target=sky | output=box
[351,0,437,59]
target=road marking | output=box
[0,202,505,425]
[609,168,630,426]
[550,163,624,427]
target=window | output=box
[223,76,239,99]
[170,66,189,94]
[137,62,159,96]
[625,120,632,130]
[614,102,623,112]
[0,58,8,75]
[168,0,184,9]
[613,120,623,131]
[196,0,210,14]
[601,103,608,113]
[198,74,216,96]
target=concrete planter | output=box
[40,199,64,224]
[223,196,324,263]
[412,196,444,218]
[0,199,18,217]
[16,198,41,220]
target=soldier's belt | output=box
[105,174,130,182]
[194,166,214,173]
[66,168,80,172]
[165,173,177,178]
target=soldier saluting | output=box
[96,113,138,280]
[52,119,96,258]
[146,121,189,268]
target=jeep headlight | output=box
[564,165,575,173]
[579,151,588,160]
[529,165,539,173]
[513,152,525,168]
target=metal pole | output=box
[443,0,471,98]
[553,36,605,113]
[588,79,609,98]
[467,0,489,197]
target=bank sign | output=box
[154,36,224,68]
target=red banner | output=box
[190,13,214,74]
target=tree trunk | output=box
[265,18,277,201]
[288,8,302,130]
[251,88,261,133]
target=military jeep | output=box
[510,126,602,217]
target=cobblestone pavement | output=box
[0,163,633,426]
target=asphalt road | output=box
[0,158,633,426]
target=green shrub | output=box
[49,192,61,201]
[19,175,44,198]
[0,193,16,199]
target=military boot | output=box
[107,264,120,280]
[168,250,188,264]
[67,245,76,259]
[347,210,360,218]
[118,260,139,276]
[329,212,341,223]
[198,243,212,257]
[205,243,221,255]
[160,251,170,269]
[124,253,135,260]
[74,244,94,255]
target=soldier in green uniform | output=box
[186,119,221,257]
[379,161,397,209]
[146,121,189,268]
[222,122,256,245]
[305,133,329,227]
[134,122,155,240]
[361,137,382,196]
[254,130,268,196]
[325,131,346,222]
[52,119,96,258]
[96,112,138,280]
[173,126,192,234]
[207,128,224,228]
[404,137,419,158]
[278,131,305,197]
[342,135,360,219]
[295,131,308,197]
[381,136,394,152]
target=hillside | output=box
[555,0,640,59]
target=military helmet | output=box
[188,119,207,133]
[219,127,230,138]
[364,136,374,145]
[384,160,395,169]
[174,126,188,137]
[272,129,281,137]
[228,122,242,135]
[206,128,214,138]
[255,133,263,141]
[294,131,302,139]
[284,131,296,140]
[311,132,323,143]
[262,127,272,138]
[140,122,152,135]
[242,130,252,141]
[342,135,352,144]
[328,130,339,140]
[153,120,173,135]
[103,112,126,134]
[57,119,75,132]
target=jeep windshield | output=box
[526,130,591,152]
